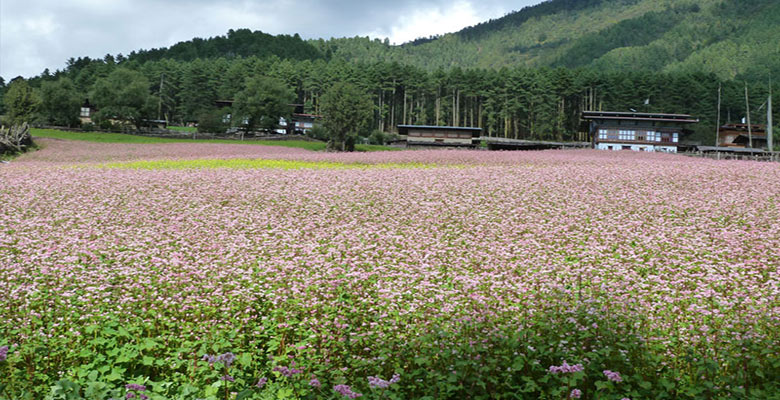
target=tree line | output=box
[2,55,777,145]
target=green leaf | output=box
[660,378,674,391]
[106,368,123,382]
[277,387,295,399]
[84,381,109,400]
[141,338,158,350]
[239,352,252,367]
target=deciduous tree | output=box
[92,69,154,130]
[232,76,295,133]
[2,79,39,126]
[39,78,81,127]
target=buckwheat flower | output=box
[389,374,401,384]
[201,354,217,364]
[125,384,146,391]
[603,370,623,382]
[549,361,584,374]
[256,377,268,388]
[310,378,322,388]
[217,352,236,368]
[0,346,8,362]
[368,376,390,389]
[221,375,235,382]
[126,394,135,399]
[570,388,582,398]
[621,398,631,400]
[334,384,362,398]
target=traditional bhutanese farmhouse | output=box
[582,111,698,153]
[717,123,768,149]
[277,105,321,135]
[397,125,481,148]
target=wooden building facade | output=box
[717,123,768,149]
[397,125,481,147]
[582,111,698,153]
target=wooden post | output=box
[768,82,773,151]
[715,83,721,146]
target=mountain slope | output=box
[318,0,779,80]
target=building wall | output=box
[407,136,474,146]
[405,128,478,146]
[596,143,678,153]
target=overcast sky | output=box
[0,0,543,80]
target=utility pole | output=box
[745,82,753,148]
[715,82,721,146]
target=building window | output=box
[646,131,661,142]
[673,133,679,143]
[80,107,90,117]
[618,130,635,141]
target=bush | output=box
[197,109,229,135]
[368,130,397,145]
[306,125,329,142]
[97,119,116,132]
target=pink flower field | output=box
[1,139,779,399]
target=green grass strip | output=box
[166,126,197,133]
[31,128,398,152]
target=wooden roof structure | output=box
[582,111,699,124]
[397,125,482,137]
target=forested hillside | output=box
[2,0,778,146]
[126,29,323,64]
[321,0,780,81]
[37,0,780,81]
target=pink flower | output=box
[603,370,623,383]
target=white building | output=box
[583,111,698,153]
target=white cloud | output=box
[369,1,486,44]
[0,0,540,79]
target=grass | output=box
[97,158,441,170]
[166,126,197,133]
[31,128,399,152]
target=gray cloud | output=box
[0,0,540,79]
